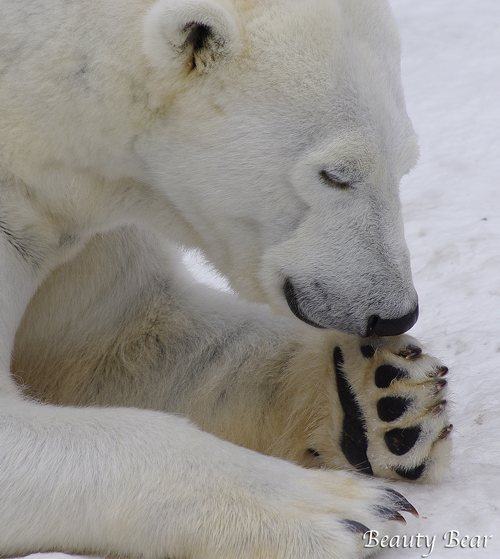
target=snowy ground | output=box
[379,0,500,556]
[16,0,499,558]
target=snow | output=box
[12,0,500,557]
[374,0,500,555]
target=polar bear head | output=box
[138,0,419,337]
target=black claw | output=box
[398,345,422,359]
[384,488,419,517]
[377,396,412,422]
[432,379,447,394]
[342,519,371,535]
[438,424,453,440]
[385,426,421,456]
[432,400,447,416]
[374,506,407,523]
[431,365,449,377]
[394,462,426,481]
[334,347,373,475]
[360,344,376,359]
[375,364,408,388]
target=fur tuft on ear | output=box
[143,0,241,76]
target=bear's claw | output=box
[383,487,419,517]
[342,519,371,534]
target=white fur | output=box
[0,0,445,557]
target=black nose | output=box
[365,305,419,337]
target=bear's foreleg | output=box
[14,226,452,482]
[3,226,417,559]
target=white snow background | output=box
[15,0,500,558]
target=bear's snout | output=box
[282,277,418,337]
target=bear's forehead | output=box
[238,0,400,60]
[200,0,414,173]
[235,0,402,99]
[224,0,406,141]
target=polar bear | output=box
[0,0,451,558]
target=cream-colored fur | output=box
[13,226,450,479]
[0,0,450,557]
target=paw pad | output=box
[334,347,373,475]
[375,364,408,388]
[384,426,421,456]
[360,344,376,359]
[394,462,426,481]
[377,396,412,422]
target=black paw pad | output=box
[375,364,408,388]
[377,396,412,422]
[394,462,426,481]
[360,344,376,359]
[385,426,421,456]
[334,347,373,475]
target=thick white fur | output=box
[0,0,445,557]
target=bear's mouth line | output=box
[282,278,327,330]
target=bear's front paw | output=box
[303,334,452,482]
[334,335,452,481]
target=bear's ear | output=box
[143,0,241,76]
